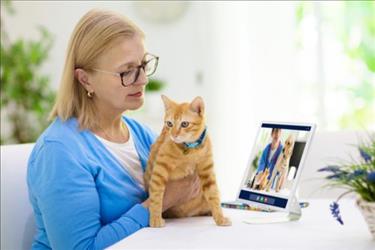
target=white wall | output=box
[1,1,210,98]
[207,3,308,200]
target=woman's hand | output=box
[142,173,201,212]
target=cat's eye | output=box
[181,121,189,128]
[166,121,173,128]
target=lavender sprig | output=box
[368,171,375,183]
[318,165,341,173]
[359,148,372,163]
[330,202,344,225]
[319,137,375,226]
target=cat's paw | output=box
[150,217,165,228]
[215,216,232,226]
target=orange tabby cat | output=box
[144,95,231,228]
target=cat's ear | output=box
[190,96,205,116]
[161,95,174,110]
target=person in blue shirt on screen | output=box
[27,9,200,250]
[252,128,283,190]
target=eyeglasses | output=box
[91,53,159,87]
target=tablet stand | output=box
[285,195,302,221]
[243,195,302,224]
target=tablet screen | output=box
[238,123,315,209]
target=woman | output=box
[250,128,283,190]
[27,9,200,250]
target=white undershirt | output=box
[95,131,144,190]
[268,145,278,162]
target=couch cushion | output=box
[1,143,36,250]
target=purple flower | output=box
[318,165,341,173]
[319,166,348,180]
[327,173,344,180]
[368,172,375,183]
[353,169,366,176]
[347,169,366,180]
[330,202,344,225]
[359,148,372,163]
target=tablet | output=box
[234,121,316,212]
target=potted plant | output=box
[0,1,55,144]
[318,136,375,238]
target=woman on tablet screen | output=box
[251,128,283,190]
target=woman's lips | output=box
[128,91,143,97]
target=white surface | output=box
[107,199,374,250]
[1,143,36,250]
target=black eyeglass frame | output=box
[90,53,159,87]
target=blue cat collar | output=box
[183,127,207,149]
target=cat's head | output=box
[161,95,206,144]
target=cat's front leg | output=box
[197,160,231,226]
[148,169,168,227]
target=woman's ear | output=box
[190,96,205,116]
[75,68,93,93]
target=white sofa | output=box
[0,131,368,250]
[1,143,35,250]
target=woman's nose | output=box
[134,68,148,86]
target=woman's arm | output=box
[28,141,148,250]
[257,145,269,173]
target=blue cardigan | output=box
[256,143,283,179]
[27,116,156,250]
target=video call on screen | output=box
[240,124,311,208]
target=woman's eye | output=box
[181,121,189,128]
[121,67,138,76]
[120,70,132,77]
[166,121,173,128]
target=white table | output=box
[107,199,374,250]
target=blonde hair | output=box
[49,9,144,129]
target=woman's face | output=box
[88,35,148,113]
[271,130,281,143]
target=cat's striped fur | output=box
[144,95,231,227]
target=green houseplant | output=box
[145,78,165,93]
[1,1,55,144]
[318,136,375,238]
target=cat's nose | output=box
[171,136,183,143]
[171,130,179,138]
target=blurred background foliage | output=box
[296,1,375,130]
[145,78,166,92]
[338,2,375,129]
[1,0,55,144]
